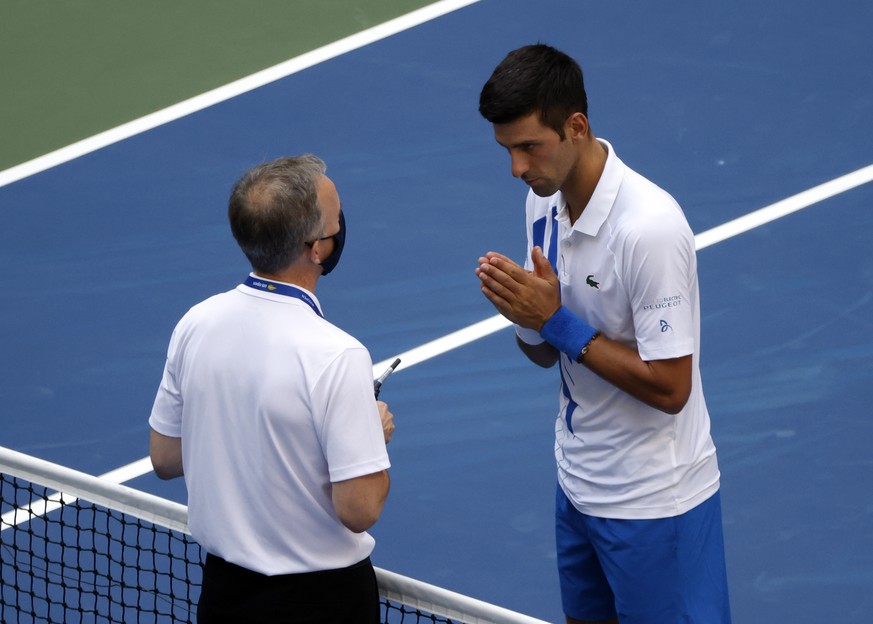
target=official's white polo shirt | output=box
[518,140,720,520]
[149,277,390,574]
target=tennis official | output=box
[476,45,731,624]
[149,154,393,624]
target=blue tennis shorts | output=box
[556,485,731,623]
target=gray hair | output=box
[228,154,327,274]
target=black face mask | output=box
[318,210,345,276]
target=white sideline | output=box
[0,0,481,524]
[0,0,481,189]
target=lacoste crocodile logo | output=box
[586,275,600,289]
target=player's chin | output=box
[527,180,558,197]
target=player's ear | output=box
[566,112,589,140]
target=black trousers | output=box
[197,553,381,624]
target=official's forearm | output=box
[149,429,184,480]
[332,470,390,533]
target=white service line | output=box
[0,0,481,189]
[694,163,873,250]
[371,314,512,374]
[99,160,872,487]
[1,457,153,529]
[6,165,869,526]
[375,160,873,375]
[2,0,483,527]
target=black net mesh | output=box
[1,473,466,624]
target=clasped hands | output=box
[476,246,561,331]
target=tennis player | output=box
[149,155,393,623]
[476,45,731,623]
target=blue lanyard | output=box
[243,275,323,318]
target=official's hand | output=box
[476,247,561,330]
[377,401,395,444]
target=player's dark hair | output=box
[479,44,588,139]
[228,154,326,274]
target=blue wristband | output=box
[539,306,598,359]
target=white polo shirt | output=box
[149,277,390,574]
[518,139,720,519]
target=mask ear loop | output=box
[318,210,345,276]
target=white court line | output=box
[10,161,869,500]
[1,0,482,528]
[0,0,481,190]
[374,161,873,374]
[1,457,153,530]
[693,163,873,250]
[95,161,871,487]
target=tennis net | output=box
[1,445,549,624]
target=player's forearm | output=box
[581,336,692,414]
[516,335,559,368]
[538,306,692,413]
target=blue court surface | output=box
[2,1,872,622]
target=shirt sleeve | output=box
[148,326,184,438]
[620,208,697,362]
[311,347,390,483]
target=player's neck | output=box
[563,137,607,225]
